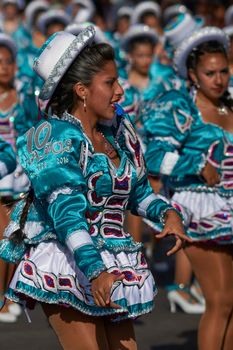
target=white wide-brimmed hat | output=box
[116,6,132,19]
[224,25,233,38]
[121,24,159,52]
[73,0,95,23]
[225,5,233,26]
[72,0,94,8]
[131,1,161,25]
[37,9,71,35]
[0,33,17,59]
[65,22,107,44]
[33,26,95,101]
[163,4,190,24]
[25,0,49,30]
[174,26,229,79]
[164,13,204,49]
[2,0,24,9]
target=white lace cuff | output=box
[160,152,179,175]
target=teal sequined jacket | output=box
[2,105,173,280]
[143,90,233,196]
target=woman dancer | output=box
[0,26,188,349]
[143,27,233,350]
[0,33,29,322]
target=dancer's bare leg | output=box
[174,249,196,301]
[104,318,137,350]
[175,249,192,285]
[42,304,110,350]
[222,250,233,350]
[185,243,233,350]
[224,309,233,350]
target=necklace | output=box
[0,91,10,103]
[197,99,229,116]
[97,130,118,159]
[217,104,228,115]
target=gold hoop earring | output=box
[83,96,87,112]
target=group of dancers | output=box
[0,1,232,349]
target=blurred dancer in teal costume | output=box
[0,137,16,323]
[0,33,29,200]
[120,24,161,121]
[0,0,28,50]
[0,26,188,349]
[148,12,204,100]
[119,23,161,243]
[0,32,29,323]
[16,1,49,127]
[224,26,233,95]
[143,27,233,350]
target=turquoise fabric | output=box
[0,101,30,144]
[0,83,33,198]
[148,61,188,99]
[4,105,173,281]
[143,89,233,197]
[0,137,16,176]
[12,24,32,51]
[118,77,139,122]
[105,31,128,72]
[17,42,44,126]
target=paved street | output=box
[0,289,200,350]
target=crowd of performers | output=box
[0,1,232,349]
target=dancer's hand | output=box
[91,271,124,309]
[201,162,220,186]
[155,210,192,256]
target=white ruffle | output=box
[0,163,29,196]
[172,191,227,221]
[4,220,46,240]
[8,241,156,319]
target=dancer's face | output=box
[189,52,230,100]
[46,22,66,38]
[129,42,154,75]
[0,47,15,86]
[81,60,124,121]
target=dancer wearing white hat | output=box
[0,26,187,349]
[143,26,233,350]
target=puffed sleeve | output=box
[0,138,16,178]
[143,90,206,177]
[17,119,106,281]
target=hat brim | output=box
[39,26,95,101]
[224,25,233,37]
[38,13,70,35]
[174,27,229,79]
[131,2,161,25]
[0,34,17,58]
[121,30,158,52]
